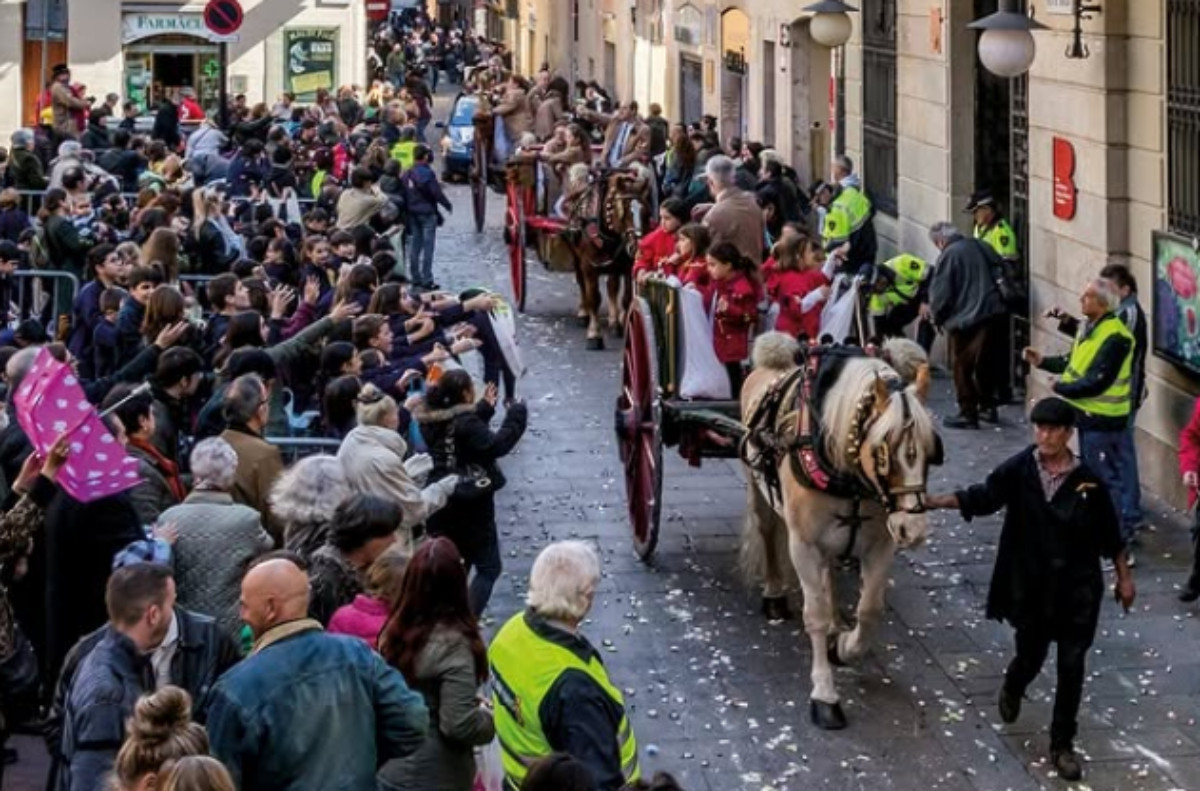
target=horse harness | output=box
[741,347,938,559]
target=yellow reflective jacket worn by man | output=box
[489,541,640,791]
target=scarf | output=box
[128,437,187,502]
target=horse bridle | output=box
[862,388,941,516]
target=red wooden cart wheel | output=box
[614,299,662,560]
[470,139,487,233]
[505,184,527,313]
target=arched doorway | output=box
[720,8,749,146]
[674,3,704,125]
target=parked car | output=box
[437,92,478,182]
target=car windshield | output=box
[450,96,479,126]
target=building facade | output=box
[0,0,368,137]
[604,0,836,190]
[836,0,1191,505]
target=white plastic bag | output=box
[473,739,504,791]
[820,275,860,344]
[679,287,732,400]
[490,300,527,379]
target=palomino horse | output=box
[560,169,648,349]
[740,332,941,730]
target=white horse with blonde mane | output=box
[739,332,941,730]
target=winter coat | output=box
[43,489,144,685]
[308,544,365,626]
[416,401,527,540]
[929,237,1007,333]
[10,148,47,191]
[44,214,89,277]
[707,273,758,363]
[336,186,391,230]
[337,424,453,536]
[632,226,678,281]
[194,220,241,274]
[46,608,240,790]
[58,631,152,791]
[158,491,273,637]
[772,268,829,341]
[404,162,453,217]
[494,86,534,145]
[328,594,389,647]
[955,446,1123,631]
[704,187,765,265]
[0,206,31,244]
[220,425,284,543]
[204,621,430,791]
[1180,398,1200,509]
[378,626,495,791]
[126,441,183,527]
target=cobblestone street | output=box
[430,183,1200,791]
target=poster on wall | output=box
[1152,230,1200,376]
[284,28,337,101]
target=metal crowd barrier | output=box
[265,437,342,464]
[9,270,79,336]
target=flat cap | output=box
[1029,396,1075,428]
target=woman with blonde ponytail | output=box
[108,686,209,791]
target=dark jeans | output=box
[725,362,744,398]
[407,213,438,286]
[1004,621,1094,750]
[949,315,1005,418]
[1079,428,1135,545]
[432,497,502,616]
[1116,411,1144,530]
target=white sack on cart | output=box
[820,275,860,344]
[490,301,527,379]
[679,287,732,400]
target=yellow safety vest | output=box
[869,254,928,316]
[975,218,1019,262]
[489,612,640,791]
[391,141,417,171]
[822,185,873,247]
[1061,313,1134,419]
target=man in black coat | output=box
[926,397,1135,782]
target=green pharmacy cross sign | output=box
[203,59,221,79]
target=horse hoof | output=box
[586,337,605,351]
[827,634,847,667]
[810,700,848,731]
[575,315,590,328]
[761,596,792,622]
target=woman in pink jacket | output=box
[327,546,410,647]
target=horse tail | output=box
[739,479,794,595]
[752,331,801,373]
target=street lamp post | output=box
[802,1,858,157]
[967,0,1047,79]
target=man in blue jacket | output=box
[203,557,428,790]
[404,144,453,290]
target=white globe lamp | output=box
[803,1,858,49]
[968,0,1047,79]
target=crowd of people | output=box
[0,5,1186,788]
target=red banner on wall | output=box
[1053,137,1078,221]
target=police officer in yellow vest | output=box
[1023,277,1135,547]
[818,156,878,274]
[967,188,1021,404]
[489,541,640,791]
[391,126,419,171]
[868,254,935,349]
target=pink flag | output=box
[13,348,141,503]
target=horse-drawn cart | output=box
[614,279,746,559]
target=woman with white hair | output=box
[337,384,458,544]
[158,438,274,638]
[269,455,352,559]
[488,541,641,791]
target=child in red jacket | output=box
[1178,398,1200,601]
[704,241,760,396]
[673,223,712,291]
[633,198,688,282]
[770,234,831,342]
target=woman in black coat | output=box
[153,97,182,151]
[416,369,527,616]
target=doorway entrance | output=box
[720,9,749,146]
[679,55,702,127]
[124,35,220,113]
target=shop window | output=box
[1168,0,1200,237]
[861,0,897,217]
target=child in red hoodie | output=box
[770,234,831,342]
[633,198,688,282]
[673,223,712,291]
[704,241,760,396]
